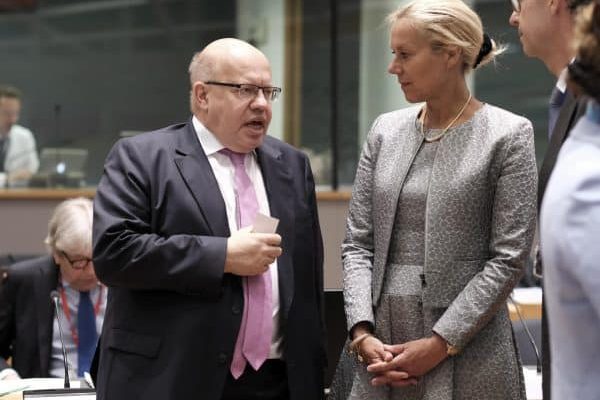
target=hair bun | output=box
[473,33,492,69]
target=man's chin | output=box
[72,280,99,292]
[519,40,535,58]
[242,131,266,149]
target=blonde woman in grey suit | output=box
[329,1,537,399]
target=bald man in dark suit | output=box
[92,38,325,400]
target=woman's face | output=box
[387,19,455,103]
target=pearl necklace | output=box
[420,93,472,143]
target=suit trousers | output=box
[221,359,289,400]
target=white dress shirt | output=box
[541,100,600,400]
[2,124,39,175]
[192,116,282,359]
[50,282,106,378]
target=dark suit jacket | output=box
[0,256,58,377]
[539,92,587,400]
[538,93,587,206]
[92,119,325,400]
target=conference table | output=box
[0,379,94,399]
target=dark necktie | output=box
[548,86,566,139]
[0,138,6,173]
[220,149,273,379]
[77,291,97,377]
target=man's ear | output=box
[193,82,209,110]
[549,0,566,15]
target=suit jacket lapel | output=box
[377,111,422,242]
[35,257,59,375]
[551,92,577,147]
[372,110,422,305]
[256,141,295,319]
[538,93,584,206]
[173,121,229,238]
[174,123,294,315]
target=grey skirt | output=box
[329,264,525,400]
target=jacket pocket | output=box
[107,328,161,358]
[102,328,163,389]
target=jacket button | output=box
[420,273,427,287]
[232,305,241,315]
[217,353,228,365]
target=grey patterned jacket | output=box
[342,104,537,350]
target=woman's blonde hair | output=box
[386,0,504,71]
[44,197,93,255]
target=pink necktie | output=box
[221,149,273,379]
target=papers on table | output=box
[0,378,81,397]
[512,287,543,305]
[523,366,542,400]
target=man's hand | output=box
[224,227,282,276]
[367,334,447,387]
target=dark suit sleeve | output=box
[93,138,227,296]
[304,155,326,359]
[0,268,16,370]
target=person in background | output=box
[0,85,39,186]
[541,1,600,398]
[508,1,592,397]
[92,38,325,400]
[330,0,537,399]
[0,197,104,380]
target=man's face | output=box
[54,248,98,292]
[509,0,554,59]
[200,54,273,153]
[0,97,21,135]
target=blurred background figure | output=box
[509,1,592,397]
[329,1,537,399]
[0,197,105,380]
[541,1,600,399]
[0,85,39,187]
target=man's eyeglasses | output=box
[510,0,521,12]
[59,250,92,270]
[204,81,282,102]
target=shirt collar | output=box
[586,100,600,125]
[60,279,102,293]
[192,116,225,156]
[191,116,258,158]
[555,67,568,94]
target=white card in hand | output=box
[252,212,279,234]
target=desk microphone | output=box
[50,290,71,388]
[21,292,96,398]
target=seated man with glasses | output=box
[0,197,105,381]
